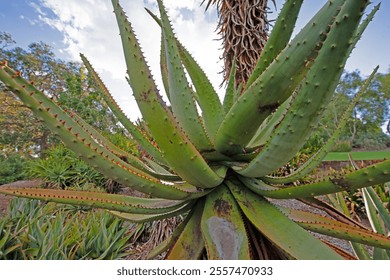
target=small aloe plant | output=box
[0,0,389,259]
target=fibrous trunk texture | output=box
[205,0,272,87]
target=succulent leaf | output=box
[263,66,379,184]
[165,199,205,259]
[247,95,293,149]
[237,0,369,177]
[112,0,223,188]
[109,202,194,223]
[246,0,304,88]
[216,0,346,155]
[201,185,251,259]
[0,64,207,199]
[157,0,214,151]
[80,54,167,165]
[223,57,237,113]
[0,188,187,214]
[240,160,390,199]
[279,206,390,250]
[227,180,343,259]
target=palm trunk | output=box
[203,0,272,87]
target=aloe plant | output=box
[0,0,389,259]
[0,198,132,260]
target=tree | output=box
[0,32,80,155]
[0,32,125,156]
[58,67,123,133]
[202,0,274,87]
[377,69,390,135]
[318,69,390,150]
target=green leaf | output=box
[112,0,222,188]
[166,199,205,260]
[227,180,343,259]
[146,7,224,142]
[157,0,213,151]
[236,0,369,177]
[246,0,304,88]
[80,54,167,165]
[0,188,188,214]
[215,0,346,155]
[223,57,237,114]
[201,185,251,259]
[262,66,379,184]
[240,160,390,199]
[0,63,201,199]
[279,206,390,250]
[109,202,194,223]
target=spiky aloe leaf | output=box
[67,111,133,161]
[362,187,390,259]
[227,180,343,259]
[159,31,170,100]
[246,95,293,150]
[157,0,213,151]
[364,187,390,230]
[327,192,374,260]
[66,110,172,180]
[0,63,204,200]
[240,160,390,199]
[146,7,224,142]
[236,0,369,177]
[223,57,237,113]
[246,0,304,88]
[279,206,390,250]
[147,209,192,259]
[109,202,193,223]
[175,44,224,143]
[263,66,379,184]
[79,54,167,165]
[298,221,390,251]
[215,0,346,155]
[165,200,205,260]
[363,187,390,259]
[141,157,181,181]
[0,188,186,214]
[201,185,251,259]
[111,0,222,188]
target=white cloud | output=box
[34,0,223,121]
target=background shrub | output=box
[0,154,29,185]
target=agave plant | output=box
[0,0,389,259]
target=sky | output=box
[0,0,389,121]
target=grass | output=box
[323,150,390,161]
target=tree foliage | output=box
[318,69,390,150]
[0,32,126,157]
